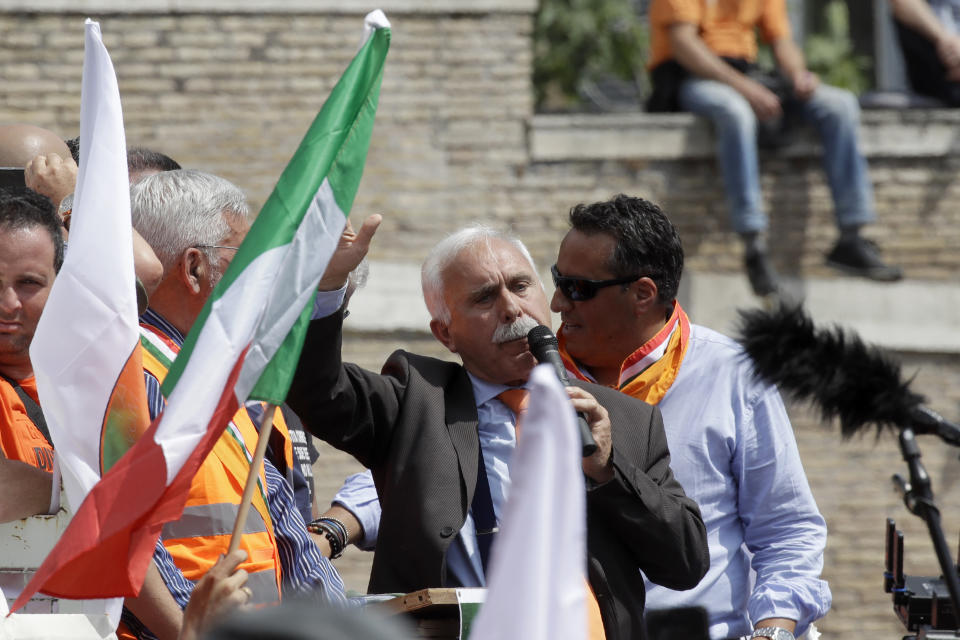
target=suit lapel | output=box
[446,366,480,508]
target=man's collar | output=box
[466,371,526,408]
[140,307,186,347]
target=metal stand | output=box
[891,427,960,631]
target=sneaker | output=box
[744,251,780,297]
[826,237,903,282]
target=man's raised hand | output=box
[24,153,77,211]
[317,214,382,291]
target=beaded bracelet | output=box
[307,517,349,559]
[322,516,349,543]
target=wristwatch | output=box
[750,627,795,640]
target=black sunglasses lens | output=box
[552,266,596,301]
[562,279,594,301]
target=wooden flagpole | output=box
[227,402,278,555]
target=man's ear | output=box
[632,277,660,316]
[430,318,457,354]
[178,247,206,295]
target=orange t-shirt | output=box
[0,375,54,472]
[648,0,791,69]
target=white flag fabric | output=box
[468,364,588,640]
[27,18,144,626]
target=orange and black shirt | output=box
[0,375,54,472]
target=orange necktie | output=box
[496,388,529,414]
[497,388,529,439]
[496,388,607,639]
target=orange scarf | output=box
[559,302,691,405]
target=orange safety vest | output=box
[0,375,54,472]
[139,326,291,604]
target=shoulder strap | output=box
[0,373,52,446]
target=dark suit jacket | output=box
[288,310,709,640]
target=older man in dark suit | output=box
[287,216,709,640]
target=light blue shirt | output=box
[567,323,829,638]
[312,286,347,319]
[643,325,830,639]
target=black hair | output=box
[568,194,684,303]
[0,186,65,272]
[127,147,181,175]
[63,140,181,178]
[64,136,80,164]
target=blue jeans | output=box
[678,78,876,234]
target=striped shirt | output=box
[122,309,345,638]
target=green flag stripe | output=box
[249,298,315,403]
[325,79,382,213]
[161,25,390,398]
[231,25,389,271]
[245,75,380,403]
[242,178,347,403]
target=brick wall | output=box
[3,4,959,636]
[4,10,959,281]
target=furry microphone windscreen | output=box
[736,304,925,438]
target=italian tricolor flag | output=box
[13,10,390,610]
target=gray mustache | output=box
[491,315,539,344]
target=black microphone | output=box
[526,325,599,457]
[737,303,960,445]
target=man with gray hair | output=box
[287,217,709,640]
[121,170,344,640]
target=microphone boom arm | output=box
[737,304,960,631]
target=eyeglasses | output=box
[550,264,640,301]
[194,244,240,251]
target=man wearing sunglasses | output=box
[551,194,829,640]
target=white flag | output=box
[468,364,588,640]
[27,18,146,626]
